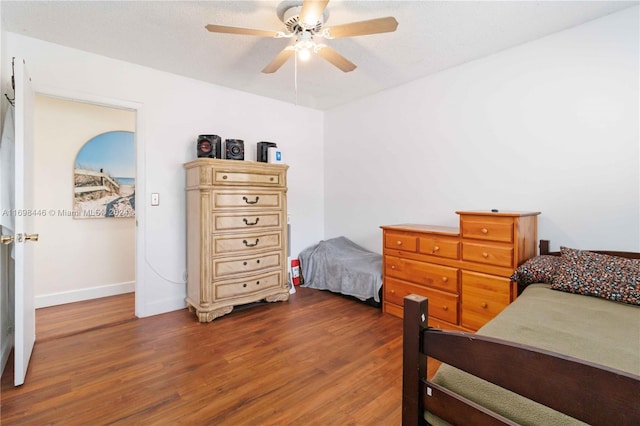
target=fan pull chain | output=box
[294,49,299,106]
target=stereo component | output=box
[257,141,277,163]
[225,139,245,161]
[197,134,221,158]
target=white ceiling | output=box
[1,1,637,110]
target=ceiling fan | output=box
[205,0,398,73]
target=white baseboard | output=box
[1,331,13,376]
[35,281,135,308]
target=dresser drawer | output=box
[213,212,282,232]
[460,216,513,243]
[418,236,459,259]
[213,252,282,278]
[385,256,458,294]
[461,271,511,330]
[213,231,282,256]
[214,169,284,187]
[384,277,458,324]
[215,271,282,300]
[212,190,282,210]
[384,232,417,253]
[462,242,513,267]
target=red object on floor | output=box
[291,259,301,286]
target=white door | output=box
[13,58,36,386]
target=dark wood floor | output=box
[35,292,136,342]
[1,287,437,425]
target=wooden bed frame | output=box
[401,240,640,425]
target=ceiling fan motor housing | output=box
[280,4,327,34]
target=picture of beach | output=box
[73,131,135,219]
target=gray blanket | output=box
[299,236,383,302]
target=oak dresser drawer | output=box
[384,277,458,324]
[213,231,282,256]
[418,236,459,259]
[385,256,458,294]
[215,271,281,299]
[461,270,511,330]
[460,215,513,243]
[384,232,417,252]
[213,252,282,278]
[212,190,282,210]
[214,169,284,187]
[213,212,282,232]
[462,242,513,267]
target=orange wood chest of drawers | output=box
[380,211,540,331]
[184,159,290,322]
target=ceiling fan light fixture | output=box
[297,46,312,61]
[294,31,315,61]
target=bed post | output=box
[402,295,428,426]
[539,239,550,255]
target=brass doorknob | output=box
[1,235,13,244]
[24,233,39,242]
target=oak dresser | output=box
[381,210,540,331]
[184,158,290,322]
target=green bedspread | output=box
[428,284,640,426]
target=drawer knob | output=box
[243,217,260,226]
[242,239,260,247]
[433,246,440,252]
[256,281,260,285]
[442,305,448,311]
[222,175,228,180]
[481,302,488,309]
[243,261,247,266]
[482,252,489,258]
[390,265,396,270]
[390,289,395,294]
[243,283,247,288]
[481,228,488,234]
[242,196,260,205]
[256,259,260,264]
[396,240,403,246]
[270,177,274,182]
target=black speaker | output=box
[257,141,277,163]
[197,135,221,158]
[225,139,244,161]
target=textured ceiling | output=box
[1,1,637,110]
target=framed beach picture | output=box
[73,131,135,219]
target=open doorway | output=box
[31,95,136,337]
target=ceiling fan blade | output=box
[299,0,330,28]
[262,48,295,73]
[205,24,278,38]
[326,17,398,38]
[316,46,356,73]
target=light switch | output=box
[151,193,159,206]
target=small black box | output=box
[225,139,244,161]
[197,135,221,158]
[257,141,277,163]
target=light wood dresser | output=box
[184,159,290,322]
[380,210,540,331]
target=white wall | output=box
[325,7,639,253]
[3,33,325,317]
[33,95,136,307]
